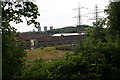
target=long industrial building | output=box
[18,33,85,49]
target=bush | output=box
[55,45,76,51]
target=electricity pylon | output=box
[89,4,105,23]
[73,2,88,26]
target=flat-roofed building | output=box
[44,26,47,32]
[38,27,41,32]
[50,26,53,30]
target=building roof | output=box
[52,33,80,37]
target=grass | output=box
[25,46,73,60]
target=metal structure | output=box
[95,4,98,23]
[73,2,88,26]
[89,4,105,23]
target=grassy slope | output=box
[25,46,72,60]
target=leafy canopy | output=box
[2,1,40,78]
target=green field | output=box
[25,46,73,60]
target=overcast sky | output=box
[11,0,110,32]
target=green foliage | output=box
[86,26,107,44]
[22,54,90,80]
[106,1,120,39]
[22,25,92,34]
[2,1,40,28]
[55,45,76,51]
[21,33,120,79]
[76,38,120,79]
[45,25,92,34]
[2,1,40,79]
[75,2,120,79]
[2,1,120,80]
[2,23,27,78]
[21,2,120,80]
[22,59,48,79]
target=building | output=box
[38,27,41,32]
[18,33,85,49]
[44,26,47,32]
[50,26,53,30]
[52,33,80,37]
[33,29,35,32]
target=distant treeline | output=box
[22,25,92,34]
[46,25,92,34]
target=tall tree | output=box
[2,1,40,79]
[106,1,120,39]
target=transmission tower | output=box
[73,2,87,26]
[89,4,105,23]
[95,4,98,23]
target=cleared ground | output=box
[25,46,73,60]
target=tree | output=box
[21,2,120,80]
[106,1,120,39]
[75,2,120,79]
[2,1,40,79]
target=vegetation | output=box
[45,25,92,34]
[25,46,73,60]
[55,45,76,51]
[106,1,120,39]
[2,23,27,78]
[23,25,92,35]
[2,1,40,79]
[21,1,120,80]
[2,1,120,80]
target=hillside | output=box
[22,25,92,34]
[45,25,92,34]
